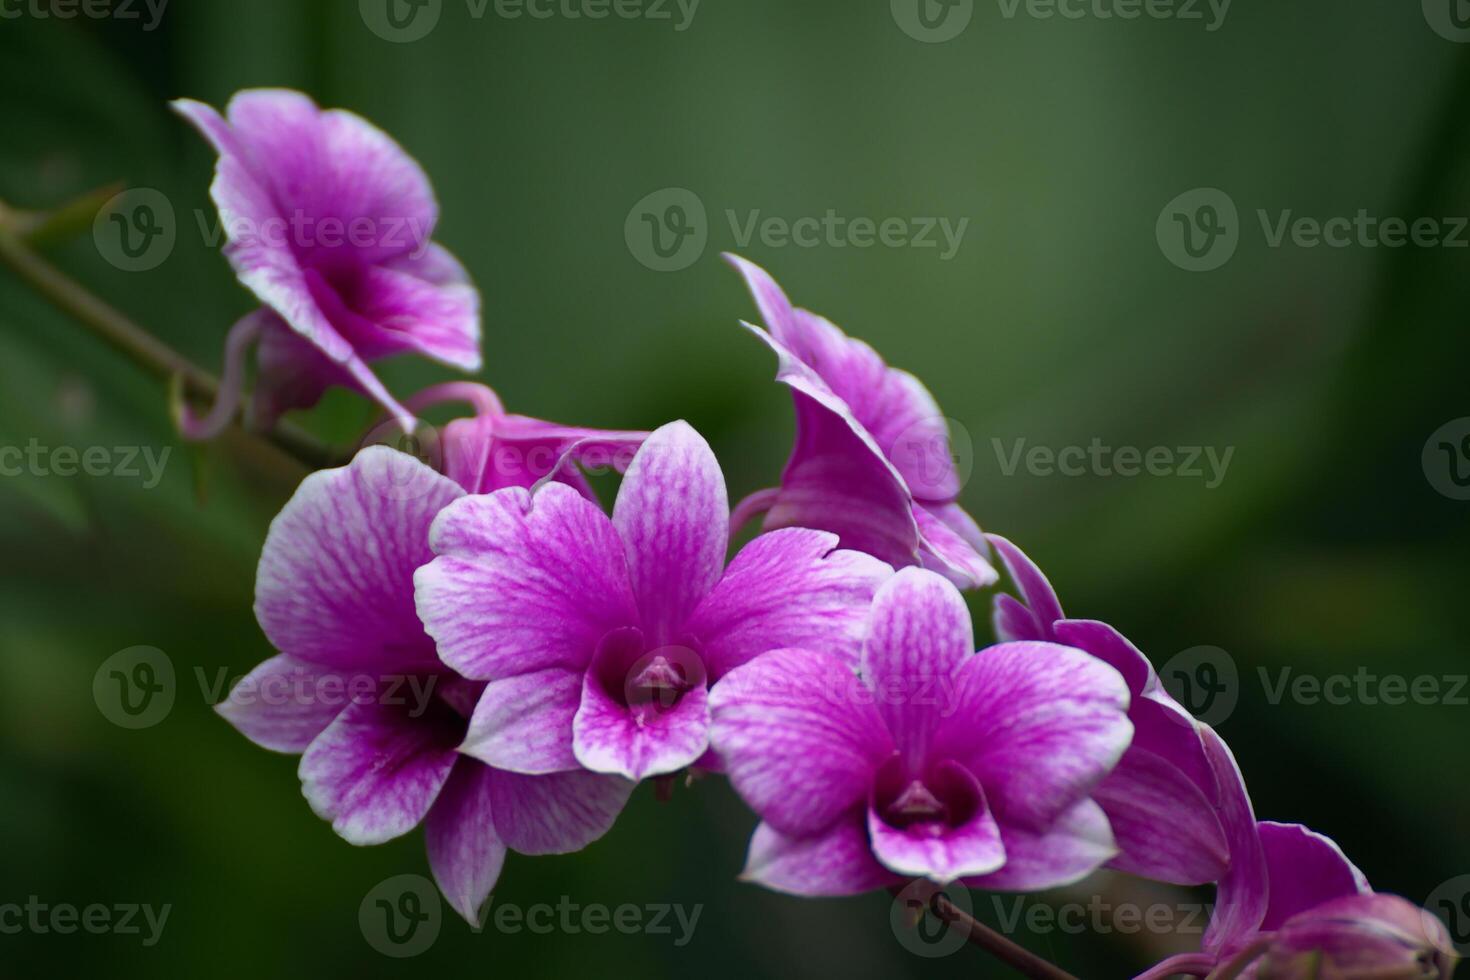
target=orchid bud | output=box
[1258,894,1458,979]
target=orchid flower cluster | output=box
[185,90,1455,980]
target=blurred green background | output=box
[2,1,1468,976]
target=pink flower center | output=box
[592,627,707,722]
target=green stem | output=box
[892,886,1080,980]
[0,227,339,470]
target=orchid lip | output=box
[591,627,708,721]
[873,755,983,837]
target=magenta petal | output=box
[1257,821,1371,931]
[741,814,901,897]
[215,654,346,754]
[573,668,710,781]
[1201,726,1269,956]
[1092,745,1228,886]
[351,247,481,370]
[487,769,633,855]
[425,760,506,925]
[416,484,638,679]
[299,700,460,845]
[867,762,1006,883]
[459,669,582,775]
[709,647,895,837]
[612,421,729,644]
[255,447,464,673]
[932,641,1132,830]
[914,503,998,590]
[861,568,976,770]
[986,535,1064,642]
[963,798,1117,891]
[686,528,893,680]
[749,324,923,571]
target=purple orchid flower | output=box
[987,535,1230,887]
[1136,729,1455,979]
[707,566,1134,894]
[725,255,997,591]
[413,420,894,783]
[171,89,481,438]
[218,402,650,923]
[398,382,649,498]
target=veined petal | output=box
[685,528,893,680]
[299,699,461,846]
[425,760,506,926]
[741,815,900,897]
[963,798,1117,892]
[254,447,464,673]
[612,421,729,645]
[1201,726,1268,956]
[931,641,1132,830]
[1093,744,1229,886]
[915,503,998,590]
[1257,821,1371,931]
[710,647,894,837]
[987,535,1063,642]
[415,484,638,679]
[572,668,710,781]
[487,769,633,855]
[344,246,481,370]
[459,669,582,775]
[749,324,923,571]
[215,654,347,754]
[860,568,975,772]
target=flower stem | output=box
[915,889,1082,980]
[0,227,339,470]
